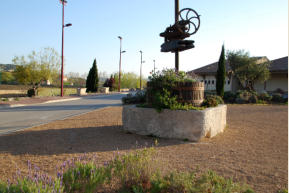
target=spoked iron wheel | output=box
[178,8,201,35]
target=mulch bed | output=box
[0,105,287,193]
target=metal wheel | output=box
[178,8,201,35]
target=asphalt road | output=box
[0,94,125,135]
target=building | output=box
[188,56,288,93]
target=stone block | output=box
[77,88,87,96]
[122,105,227,141]
[99,87,109,94]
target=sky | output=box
[0,0,288,78]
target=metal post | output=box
[61,1,64,97]
[153,60,156,74]
[175,0,179,73]
[118,37,122,92]
[140,51,143,90]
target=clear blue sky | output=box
[0,0,288,78]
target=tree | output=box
[67,72,86,87]
[216,45,226,97]
[86,59,99,92]
[227,50,270,91]
[13,48,61,85]
[113,72,146,89]
[103,74,116,91]
[0,72,15,84]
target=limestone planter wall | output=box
[122,105,227,141]
[77,88,87,96]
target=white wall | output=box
[254,73,287,92]
[266,73,288,92]
[197,75,232,91]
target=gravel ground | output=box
[0,104,287,193]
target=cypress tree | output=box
[216,45,226,97]
[86,59,99,92]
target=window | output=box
[228,80,230,84]
[205,80,207,84]
[208,80,210,84]
[212,80,215,84]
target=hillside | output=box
[0,64,16,72]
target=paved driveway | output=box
[0,94,124,135]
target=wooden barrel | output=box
[146,81,204,107]
[174,82,204,106]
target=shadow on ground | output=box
[0,125,183,155]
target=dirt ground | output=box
[0,105,287,193]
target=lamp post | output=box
[153,60,156,74]
[139,51,145,90]
[175,0,179,73]
[118,36,126,92]
[60,0,72,97]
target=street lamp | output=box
[118,36,126,92]
[139,51,145,90]
[153,60,156,74]
[60,0,72,97]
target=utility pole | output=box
[60,0,71,97]
[118,36,122,92]
[153,60,156,74]
[139,51,144,89]
[117,36,126,92]
[175,0,179,73]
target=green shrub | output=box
[271,94,284,103]
[122,91,146,104]
[0,177,63,193]
[202,95,224,107]
[149,88,204,112]
[63,162,112,193]
[235,90,258,104]
[248,95,258,103]
[0,148,255,193]
[278,189,288,193]
[257,100,268,104]
[1,98,9,102]
[146,69,204,111]
[111,148,157,191]
[223,91,236,103]
[258,93,272,101]
[27,88,37,97]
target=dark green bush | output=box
[27,88,37,97]
[223,91,236,103]
[258,93,272,102]
[271,94,284,103]
[235,90,258,104]
[122,90,146,104]
[202,95,224,107]
[248,95,258,103]
[146,69,204,111]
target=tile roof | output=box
[189,56,288,75]
[269,56,288,72]
[188,61,230,75]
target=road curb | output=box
[0,92,128,109]
[0,97,81,109]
